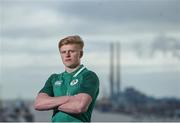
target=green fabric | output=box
[39,65,99,122]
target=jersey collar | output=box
[64,65,86,77]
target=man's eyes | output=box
[61,50,76,53]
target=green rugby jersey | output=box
[39,65,99,122]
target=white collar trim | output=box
[73,66,86,77]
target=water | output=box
[32,109,180,122]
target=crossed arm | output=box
[34,93,92,114]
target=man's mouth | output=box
[65,59,71,62]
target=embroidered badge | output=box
[70,79,79,86]
[54,80,63,86]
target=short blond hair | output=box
[58,35,84,49]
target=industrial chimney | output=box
[109,41,121,98]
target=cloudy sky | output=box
[1,0,180,100]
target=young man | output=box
[34,35,99,122]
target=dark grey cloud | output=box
[1,0,180,39]
[52,0,180,24]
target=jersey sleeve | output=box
[39,74,56,96]
[79,71,99,98]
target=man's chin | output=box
[66,64,79,69]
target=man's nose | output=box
[65,52,70,57]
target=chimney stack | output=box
[116,42,121,94]
[110,41,121,98]
[110,42,114,97]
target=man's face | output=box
[60,44,82,69]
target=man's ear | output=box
[80,51,83,58]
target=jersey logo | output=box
[55,80,63,86]
[70,79,79,86]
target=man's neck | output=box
[65,64,81,73]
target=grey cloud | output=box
[1,40,59,55]
[150,35,180,58]
[85,41,110,53]
[1,27,61,39]
[131,34,180,59]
